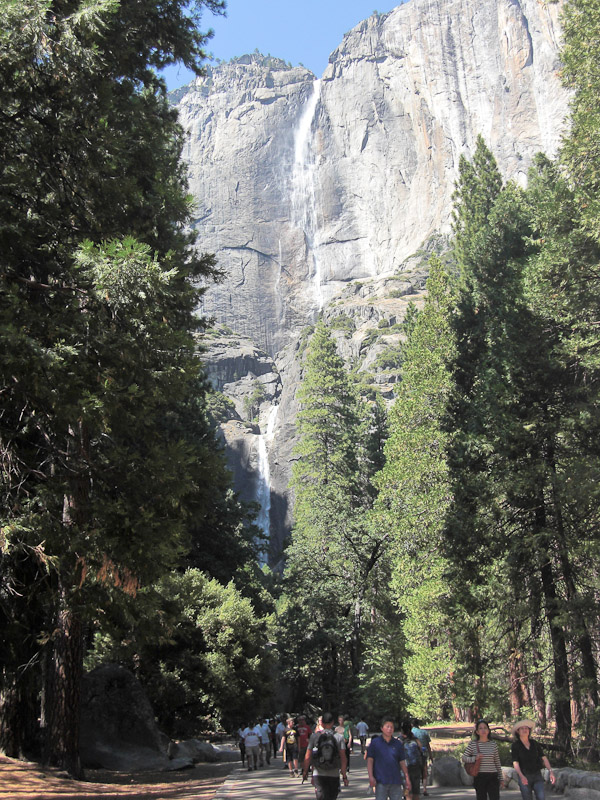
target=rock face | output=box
[174,0,569,561]
[178,0,567,357]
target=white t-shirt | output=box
[243,726,261,747]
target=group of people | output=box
[239,712,432,800]
[462,718,555,800]
[239,713,556,800]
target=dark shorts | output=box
[408,765,422,795]
[285,745,299,762]
[313,775,341,800]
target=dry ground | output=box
[0,756,236,800]
[0,723,478,800]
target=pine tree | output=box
[0,0,227,773]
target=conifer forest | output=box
[2,0,600,779]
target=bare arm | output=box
[302,746,312,780]
[401,759,412,790]
[368,756,376,788]
[542,756,556,785]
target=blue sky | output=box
[162,0,404,91]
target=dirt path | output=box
[0,756,236,800]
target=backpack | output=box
[314,731,340,768]
[405,739,423,767]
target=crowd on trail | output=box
[236,713,433,800]
[236,714,558,800]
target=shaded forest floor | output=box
[0,724,477,800]
[0,756,235,800]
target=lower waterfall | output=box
[255,404,279,564]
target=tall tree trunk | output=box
[0,668,39,759]
[42,582,84,778]
[536,503,572,755]
[508,649,524,717]
[41,421,89,777]
[530,644,547,729]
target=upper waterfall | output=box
[291,79,323,314]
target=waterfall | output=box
[291,79,323,314]
[255,404,279,564]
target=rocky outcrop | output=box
[176,0,570,561]
[80,664,227,772]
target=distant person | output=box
[411,718,433,796]
[259,717,271,765]
[269,717,278,758]
[280,716,300,777]
[401,720,424,800]
[242,720,261,771]
[303,710,348,800]
[356,718,369,754]
[462,719,504,800]
[276,716,287,764]
[511,719,555,800]
[367,716,411,800]
[237,724,246,765]
[336,714,353,772]
[297,715,312,766]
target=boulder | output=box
[432,756,467,786]
[80,664,170,772]
[168,739,221,763]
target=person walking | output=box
[462,719,504,800]
[297,715,312,766]
[280,716,300,777]
[242,720,261,771]
[411,719,433,796]
[276,716,287,767]
[511,719,556,800]
[401,721,424,800]
[367,716,412,800]
[303,711,348,800]
[356,718,369,755]
[237,724,246,766]
[259,717,271,765]
[336,714,354,773]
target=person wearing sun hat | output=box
[511,719,556,800]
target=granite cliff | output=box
[176,0,569,561]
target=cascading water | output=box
[291,79,323,314]
[255,404,279,564]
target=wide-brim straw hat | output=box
[512,719,535,735]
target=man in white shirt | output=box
[242,721,261,771]
[259,718,271,765]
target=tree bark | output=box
[42,583,84,778]
[536,504,572,755]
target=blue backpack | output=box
[405,739,423,767]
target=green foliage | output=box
[373,345,403,371]
[0,0,257,769]
[280,322,394,711]
[243,380,267,422]
[329,313,356,336]
[205,391,237,425]
[87,569,274,735]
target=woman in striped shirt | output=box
[462,719,505,800]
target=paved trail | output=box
[215,755,523,800]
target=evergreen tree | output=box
[0,0,229,773]
[281,322,392,708]
[375,257,459,718]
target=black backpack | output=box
[314,730,340,768]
